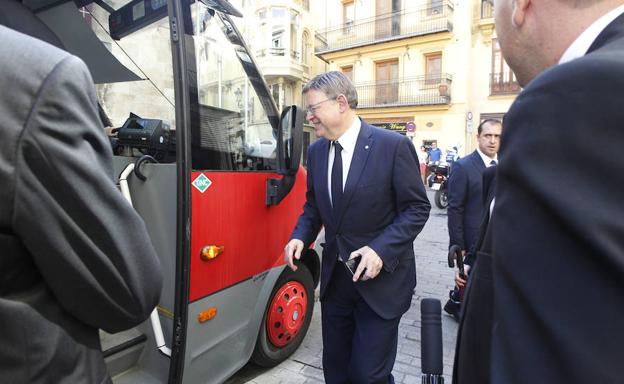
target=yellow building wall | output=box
[307,0,519,156]
[465,0,517,152]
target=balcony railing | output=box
[256,48,301,61]
[315,3,454,54]
[490,72,520,95]
[355,74,452,108]
[481,0,494,19]
[256,47,286,57]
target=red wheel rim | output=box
[266,280,308,348]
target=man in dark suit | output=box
[477,0,624,382]
[0,25,162,384]
[284,71,430,383]
[444,119,501,319]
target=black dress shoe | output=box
[444,299,460,321]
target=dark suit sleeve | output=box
[12,56,162,333]
[447,161,468,250]
[369,137,431,272]
[290,145,323,246]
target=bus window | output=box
[190,3,277,171]
[83,2,175,155]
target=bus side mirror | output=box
[279,105,303,175]
[266,106,303,205]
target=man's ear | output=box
[336,93,349,112]
[512,0,530,28]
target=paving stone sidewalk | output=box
[228,191,458,383]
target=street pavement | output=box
[227,190,458,383]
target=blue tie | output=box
[331,141,343,214]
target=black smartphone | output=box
[344,255,365,279]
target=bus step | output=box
[101,328,147,377]
[112,369,163,384]
[101,328,146,357]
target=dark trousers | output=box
[452,251,494,384]
[321,261,400,384]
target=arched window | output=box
[302,30,310,65]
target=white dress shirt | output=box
[328,117,361,206]
[476,147,498,167]
[559,4,624,64]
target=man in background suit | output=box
[444,119,501,319]
[0,23,162,384]
[284,71,430,383]
[484,0,624,382]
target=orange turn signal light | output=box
[200,245,224,261]
[198,307,218,323]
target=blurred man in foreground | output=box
[0,25,162,384]
[458,0,624,382]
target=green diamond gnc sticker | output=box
[192,173,212,193]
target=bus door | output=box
[20,0,317,383]
[173,2,315,383]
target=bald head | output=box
[493,0,622,86]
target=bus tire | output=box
[251,265,314,367]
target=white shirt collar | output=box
[559,5,624,64]
[476,147,497,167]
[334,117,361,155]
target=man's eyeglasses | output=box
[304,97,336,115]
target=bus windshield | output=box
[72,1,278,170]
[188,2,278,171]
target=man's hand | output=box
[284,239,304,271]
[349,246,383,282]
[103,126,118,137]
[454,264,471,288]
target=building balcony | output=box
[476,0,495,40]
[490,72,520,95]
[255,47,309,80]
[257,47,287,57]
[355,74,452,109]
[255,48,301,61]
[315,3,454,55]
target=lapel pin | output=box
[364,145,370,150]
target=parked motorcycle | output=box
[427,162,449,209]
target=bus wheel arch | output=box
[250,264,314,367]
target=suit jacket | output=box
[463,166,497,267]
[447,150,487,251]
[0,26,163,384]
[490,13,624,383]
[0,0,65,49]
[291,121,430,319]
[453,165,497,384]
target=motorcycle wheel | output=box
[435,189,448,209]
